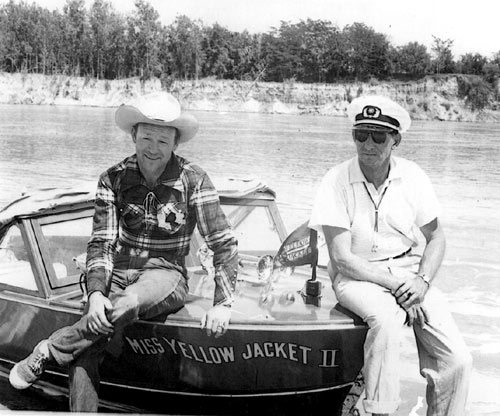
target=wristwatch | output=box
[417,273,431,286]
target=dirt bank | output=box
[1,72,499,122]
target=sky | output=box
[3,0,500,59]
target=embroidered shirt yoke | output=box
[86,153,238,306]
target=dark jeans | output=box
[47,254,189,412]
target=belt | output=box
[118,245,185,266]
[378,248,412,262]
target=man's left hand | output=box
[404,304,428,327]
[394,274,429,309]
[201,304,232,338]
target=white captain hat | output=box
[347,95,411,133]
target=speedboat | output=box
[0,178,367,415]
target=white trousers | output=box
[332,256,472,415]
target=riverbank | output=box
[1,72,499,122]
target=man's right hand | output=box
[87,291,114,335]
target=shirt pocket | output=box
[384,199,415,240]
[157,202,187,234]
[120,203,144,230]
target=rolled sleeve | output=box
[86,175,119,296]
[192,174,238,306]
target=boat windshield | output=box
[0,224,37,291]
[38,215,93,288]
[222,204,282,258]
[34,198,285,290]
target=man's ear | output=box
[131,125,138,143]
[392,133,402,148]
[351,130,357,144]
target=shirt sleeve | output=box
[309,169,351,232]
[86,174,119,296]
[412,165,442,227]
[192,173,238,306]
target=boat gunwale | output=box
[0,291,364,329]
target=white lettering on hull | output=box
[241,342,312,365]
[124,336,340,368]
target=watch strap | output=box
[417,273,431,286]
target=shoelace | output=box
[29,353,49,375]
[143,191,160,230]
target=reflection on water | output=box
[0,104,499,415]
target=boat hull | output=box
[0,295,366,414]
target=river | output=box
[0,103,499,415]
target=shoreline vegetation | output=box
[2,1,500,123]
[1,71,500,122]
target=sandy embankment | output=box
[0,72,499,122]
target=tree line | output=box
[1,0,500,88]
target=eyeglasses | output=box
[352,129,393,144]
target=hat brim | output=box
[115,105,199,143]
[353,120,399,131]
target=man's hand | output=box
[201,304,232,338]
[393,274,429,310]
[87,291,114,335]
[403,304,428,327]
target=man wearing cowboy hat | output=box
[9,92,238,411]
[309,96,471,415]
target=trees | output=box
[482,52,500,86]
[261,21,305,82]
[0,0,498,89]
[164,15,204,80]
[342,23,390,80]
[126,0,162,80]
[457,53,487,76]
[392,42,431,78]
[99,7,127,79]
[431,36,455,74]
[457,75,493,110]
[257,19,343,83]
[89,0,112,78]
[296,19,341,83]
[0,0,38,72]
[61,0,90,76]
[229,30,263,81]
[201,23,232,79]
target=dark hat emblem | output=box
[362,105,381,119]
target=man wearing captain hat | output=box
[310,96,471,415]
[10,92,238,411]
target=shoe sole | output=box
[9,362,33,390]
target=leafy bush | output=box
[457,75,492,110]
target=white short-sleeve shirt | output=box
[309,156,441,261]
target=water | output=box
[0,104,499,415]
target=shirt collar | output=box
[122,153,184,194]
[349,156,403,185]
[158,154,185,193]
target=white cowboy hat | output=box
[347,95,411,133]
[115,92,199,143]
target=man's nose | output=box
[364,133,377,147]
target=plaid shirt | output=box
[86,153,238,306]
